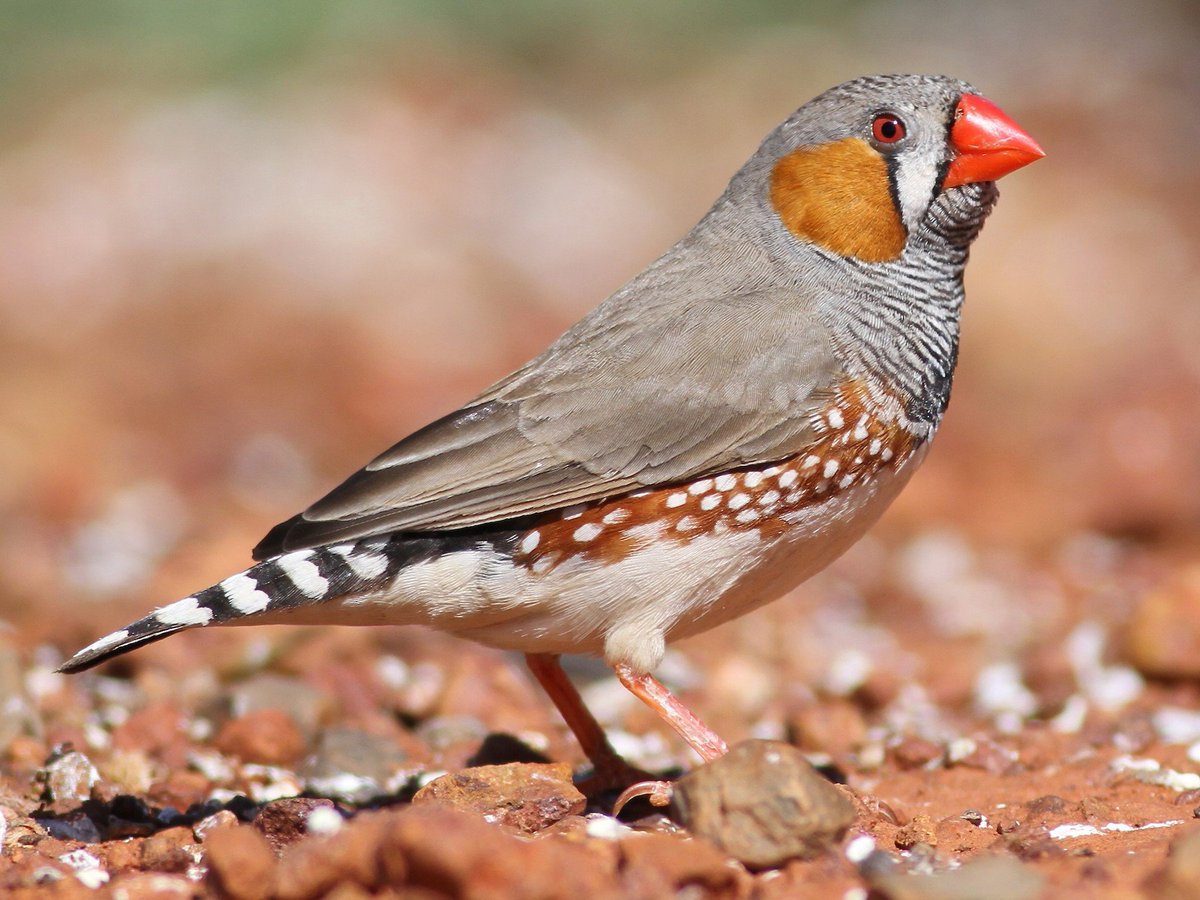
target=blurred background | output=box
[1,0,1198,725]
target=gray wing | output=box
[254,288,841,557]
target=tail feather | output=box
[56,535,412,674]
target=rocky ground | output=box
[3,7,1200,896]
[6,531,1200,898]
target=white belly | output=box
[304,448,924,673]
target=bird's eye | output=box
[872,114,907,144]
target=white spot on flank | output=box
[688,479,713,495]
[665,492,688,508]
[728,493,751,510]
[675,516,699,532]
[561,504,588,520]
[778,470,798,489]
[823,459,840,478]
[827,408,845,430]
[602,508,630,525]
[762,466,781,477]
[573,523,603,543]
[700,493,722,511]
[760,490,781,506]
[220,572,272,614]
[714,474,737,492]
[881,447,894,462]
[520,531,541,554]
[802,455,820,470]
[785,490,802,504]
[854,422,870,441]
[869,438,882,456]
[79,630,129,658]
[277,552,330,599]
[743,471,764,488]
[154,596,214,627]
[736,508,761,524]
[532,554,559,574]
[838,474,855,489]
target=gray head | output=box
[719,73,1043,264]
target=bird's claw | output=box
[612,779,673,815]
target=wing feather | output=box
[253,287,842,558]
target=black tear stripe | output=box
[882,152,906,229]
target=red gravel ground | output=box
[2,6,1200,898]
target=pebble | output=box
[228,674,329,740]
[412,761,585,833]
[204,823,278,900]
[790,699,868,758]
[1126,566,1200,679]
[43,750,100,803]
[891,737,944,770]
[865,853,1044,900]
[139,826,198,873]
[193,810,239,842]
[273,805,620,899]
[618,831,744,897]
[303,728,411,802]
[253,797,338,853]
[215,708,307,766]
[670,739,856,869]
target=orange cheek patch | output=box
[769,137,906,263]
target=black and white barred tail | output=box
[57,533,461,673]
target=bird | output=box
[60,74,1043,798]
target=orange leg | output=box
[526,653,729,811]
[613,663,728,761]
[525,653,621,772]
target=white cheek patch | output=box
[894,142,944,231]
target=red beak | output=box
[943,94,1044,188]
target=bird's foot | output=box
[612,779,673,815]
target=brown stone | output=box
[1126,566,1200,679]
[111,702,191,769]
[670,740,857,869]
[194,810,240,842]
[275,814,392,899]
[789,699,867,758]
[147,770,212,812]
[140,826,196,873]
[412,762,585,833]
[205,824,278,900]
[619,832,742,896]
[384,806,529,895]
[253,798,338,854]
[94,836,145,872]
[892,736,944,769]
[214,709,307,766]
